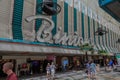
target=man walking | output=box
[90,60,96,79]
[3,62,18,80]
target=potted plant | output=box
[98,50,108,55]
[80,43,93,51]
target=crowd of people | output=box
[85,59,116,80]
[46,62,56,80]
[2,62,56,80]
[2,58,117,80]
[85,60,99,80]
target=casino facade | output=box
[0,0,120,77]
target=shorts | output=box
[47,71,50,74]
[91,70,96,74]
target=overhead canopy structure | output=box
[99,0,120,22]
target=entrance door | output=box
[61,57,69,71]
[31,60,40,74]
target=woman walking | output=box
[46,63,51,80]
[85,61,91,80]
[50,62,56,80]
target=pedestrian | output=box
[3,62,18,80]
[17,64,20,76]
[85,61,91,80]
[108,59,114,70]
[90,60,96,79]
[96,64,100,73]
[46,63,51,80]
[105,58,109,70]
[50,62,56,80]
[62,64,66,72]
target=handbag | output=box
[85,69,88,73]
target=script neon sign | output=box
[26,15,84,46]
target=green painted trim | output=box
[52,0,57,35]
[52,15,57,35]
[102,26,108,52]
[74,8,77,32]
[101,26,104,46]
[109,30,113,51]
[93,20,96,44]
[110,30,113,48]
[64,2,68,33]
[97,23,101,49]
[111,31,115,53]
[12,0,24,40]
[0,38,79,49]
[112,32,115,48]
[105,27,111,52]
[97,23,103,50]
[81,13,84,40]
[114,33,117,48]
[93,19,98,50]
[88,16,90,39]
[108,29,112,52]
[112,32,114,48]
[35,0,43,32]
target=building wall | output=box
[22,0,36,41]
[0,0,120,75]
[0,0,119,51]
[83,0,120,29]
[0,0,13,39]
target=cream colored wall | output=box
[82,0,120,34]
[0,0,119,39]
[68,5,74,35]
[58,1,64,33]
[0,0,119,51]
[57,1,63,32]
[65,0,120,35]
[0,0,13,39]
[22,0,36,41]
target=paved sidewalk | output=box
[21,70,83,80]
[21,68,120,80]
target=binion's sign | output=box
[25,15,84,46]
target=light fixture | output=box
[95,27,107,36]
[116,38,120,43]
[36,0,61,16]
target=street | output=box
[22,69,120,80]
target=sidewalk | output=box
[20,67,111,80]
[0,67,107,80]
[21,70,84,80]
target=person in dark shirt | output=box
[3,62,18,80]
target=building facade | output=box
[0,0,120,77]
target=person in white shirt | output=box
[50,62,56,79]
